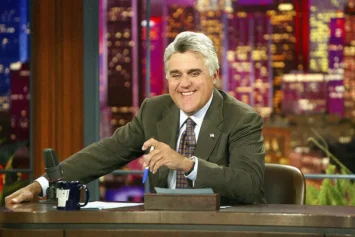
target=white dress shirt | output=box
[167,93,213,189]
[36,93,213,196]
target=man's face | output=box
[167,51,217,115]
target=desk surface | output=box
[1,203,355,236]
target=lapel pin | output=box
[210,133,215,138]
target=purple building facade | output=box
[281,73,328,115]
[309,0,348,73]
[327,17,345,116]
[343,2,355,119]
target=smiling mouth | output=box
[181,91,194,96]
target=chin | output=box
[181,108,197,115]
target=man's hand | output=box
[142,138,193,174]
[5,181,42,207]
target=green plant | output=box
[306,128,354,206]
[306,164,355,205]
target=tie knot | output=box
[186,118,196,130]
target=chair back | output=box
[264,163,306,204]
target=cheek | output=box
[168,81,179,91]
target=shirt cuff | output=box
[185,156,198,181]
[35,176,49,197]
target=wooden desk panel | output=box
[0,229,63,237]
[1,203,355,236]
[65,230,323,237]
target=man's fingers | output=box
[5,189,33,206]
[151,158,166,173]
[12,191,32,203]
[142,139,182,172]
[5,190,20,205]
[150,154,164,173]
[142,148,158,167]
[5,182,41,207]
[142,138,158,151]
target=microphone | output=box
[43,148,63,203]
[44,148,63,182]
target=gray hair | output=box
[164,31,220,78]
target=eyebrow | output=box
[169,68,202,74]
[169,70,181,75]
[187,69,202,74]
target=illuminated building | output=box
[105,0,143,141]
[327,17,345,116]
[102,0,144,202]
[9,62,30,142]
[225,12,253,105]
[166,2,197,44]
[0,0,29,112]
[343,0,355,119]
[225,12,273,117]
[328,17,345,71]
[197,1,224,63]
[106,0,143,131]
[281,73,328,115]
[250,13,273,118]
[309,0,347,73]
[0,0,30,148]
[236,0,273,5]
[142,17,165,96]
[107,0,133,109]
[266,0,298,114]
[99,0,112,140]
[225,2,273,118]
[326,73,344,116]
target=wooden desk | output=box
[1,203,355,237]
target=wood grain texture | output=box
[1,203,355,236]
[1,229,63,237]
[2,203,355,229]
[65,230,323,237]
[31,0,84,178]
[144,193,220,211]
[2,203,354,236]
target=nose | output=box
[179,75,192,87]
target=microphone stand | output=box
[40,148,64,204]
[39,185,58,204]
[307,137,352,174]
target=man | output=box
[6,31,266,205]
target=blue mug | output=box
[56,181,89,210]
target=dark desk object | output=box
[144,193,220,211]
[1,203,355,237]
[264,163,306,204]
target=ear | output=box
[212,69,219,84]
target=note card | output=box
[81,201,143,210]
[154,187,214,195]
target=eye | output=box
[171,73,181,78]
[190,71,200,77]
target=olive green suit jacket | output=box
[59,89,266,204]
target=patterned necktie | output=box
[176,117,196,189]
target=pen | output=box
[142,146,154,184]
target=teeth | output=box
[182,92,193,96]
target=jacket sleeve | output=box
[56,100,148,184]
[195,112,265,204]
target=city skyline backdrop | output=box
[0,0,355,202]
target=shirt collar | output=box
[179,92,214,128]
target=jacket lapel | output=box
[156,103,179,187]
[194,89,224,161]
[154,89,224,185]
